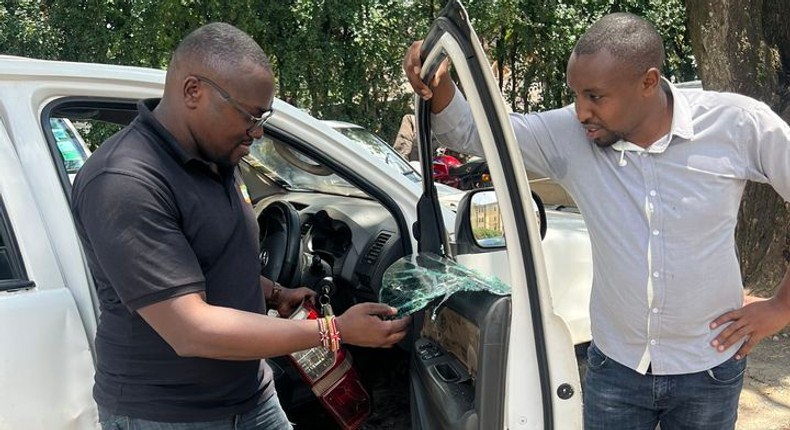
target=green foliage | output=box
[255,0,425,140]
[2,0,695,144]
[473,227,504,239]
[0,1,62,59]
[462,0,696,111]
[46,0,265,68]
[75,121,124,153]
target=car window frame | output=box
[41,97,140,201]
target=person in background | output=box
[394,112,467,163]
[393,113,419,161]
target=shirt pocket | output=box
[686,155,739,179]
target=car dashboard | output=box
[255,192,403,307]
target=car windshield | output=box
[245,137,367,197]
[244,126,421,198]
[333,126,420,182]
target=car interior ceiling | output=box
[52,103,139,125]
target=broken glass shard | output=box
[379,253,510,319]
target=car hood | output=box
[435,184,466,212]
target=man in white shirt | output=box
[404,12,790,430]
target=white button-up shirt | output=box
[433,80,790,375]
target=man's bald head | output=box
[168,22,271,84]
[155,22,275,167]
[573,12,665,77]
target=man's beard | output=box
[591,130,623,148]
[197,143,247,167]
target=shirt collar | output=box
[666,77,695,141]
[612,78,695,154]
[137,98,197,165]
[136,99,235,180]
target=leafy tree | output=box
[5,0,695,147]
[256,0,423,140]
[0,1,61,59]
[46,0,265,68]
[461,0,695,112]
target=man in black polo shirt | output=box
[71,23,410,430]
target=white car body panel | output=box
[542,211,593,346]
[458,209,593,347]
[0,290,96,429]
[0,111,97,428]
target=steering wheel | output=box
[258,200,302,287]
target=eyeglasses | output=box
[195,75,274,136]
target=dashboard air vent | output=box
[364,232,392,264]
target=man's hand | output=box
[710,295,790,359]
[404,40,431,99]
[274,286,316,318]
[335,303,411,348]
[402,40,453,112]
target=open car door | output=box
[401,1,582,428]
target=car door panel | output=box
[0,118,97,429]
[0,289,97,428]
[411,292,509,430]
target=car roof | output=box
[0,56,386,140]
[0,55,313,123]
[0,55,166,85]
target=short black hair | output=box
[171,22,270,76]
[573,13,665,75]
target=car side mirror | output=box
[454,189,547,252]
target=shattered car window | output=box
[379,253,509,318]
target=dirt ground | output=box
[737,330,790,430]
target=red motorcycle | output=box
[433,149,491,190]
[432,148,463,188]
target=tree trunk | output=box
[686,0,790,296]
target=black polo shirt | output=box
[71,99,274,422]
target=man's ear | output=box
[183,76,202,110]
[642,67,661,95]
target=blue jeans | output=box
[583,342,746,430]
[98,394,292,430]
